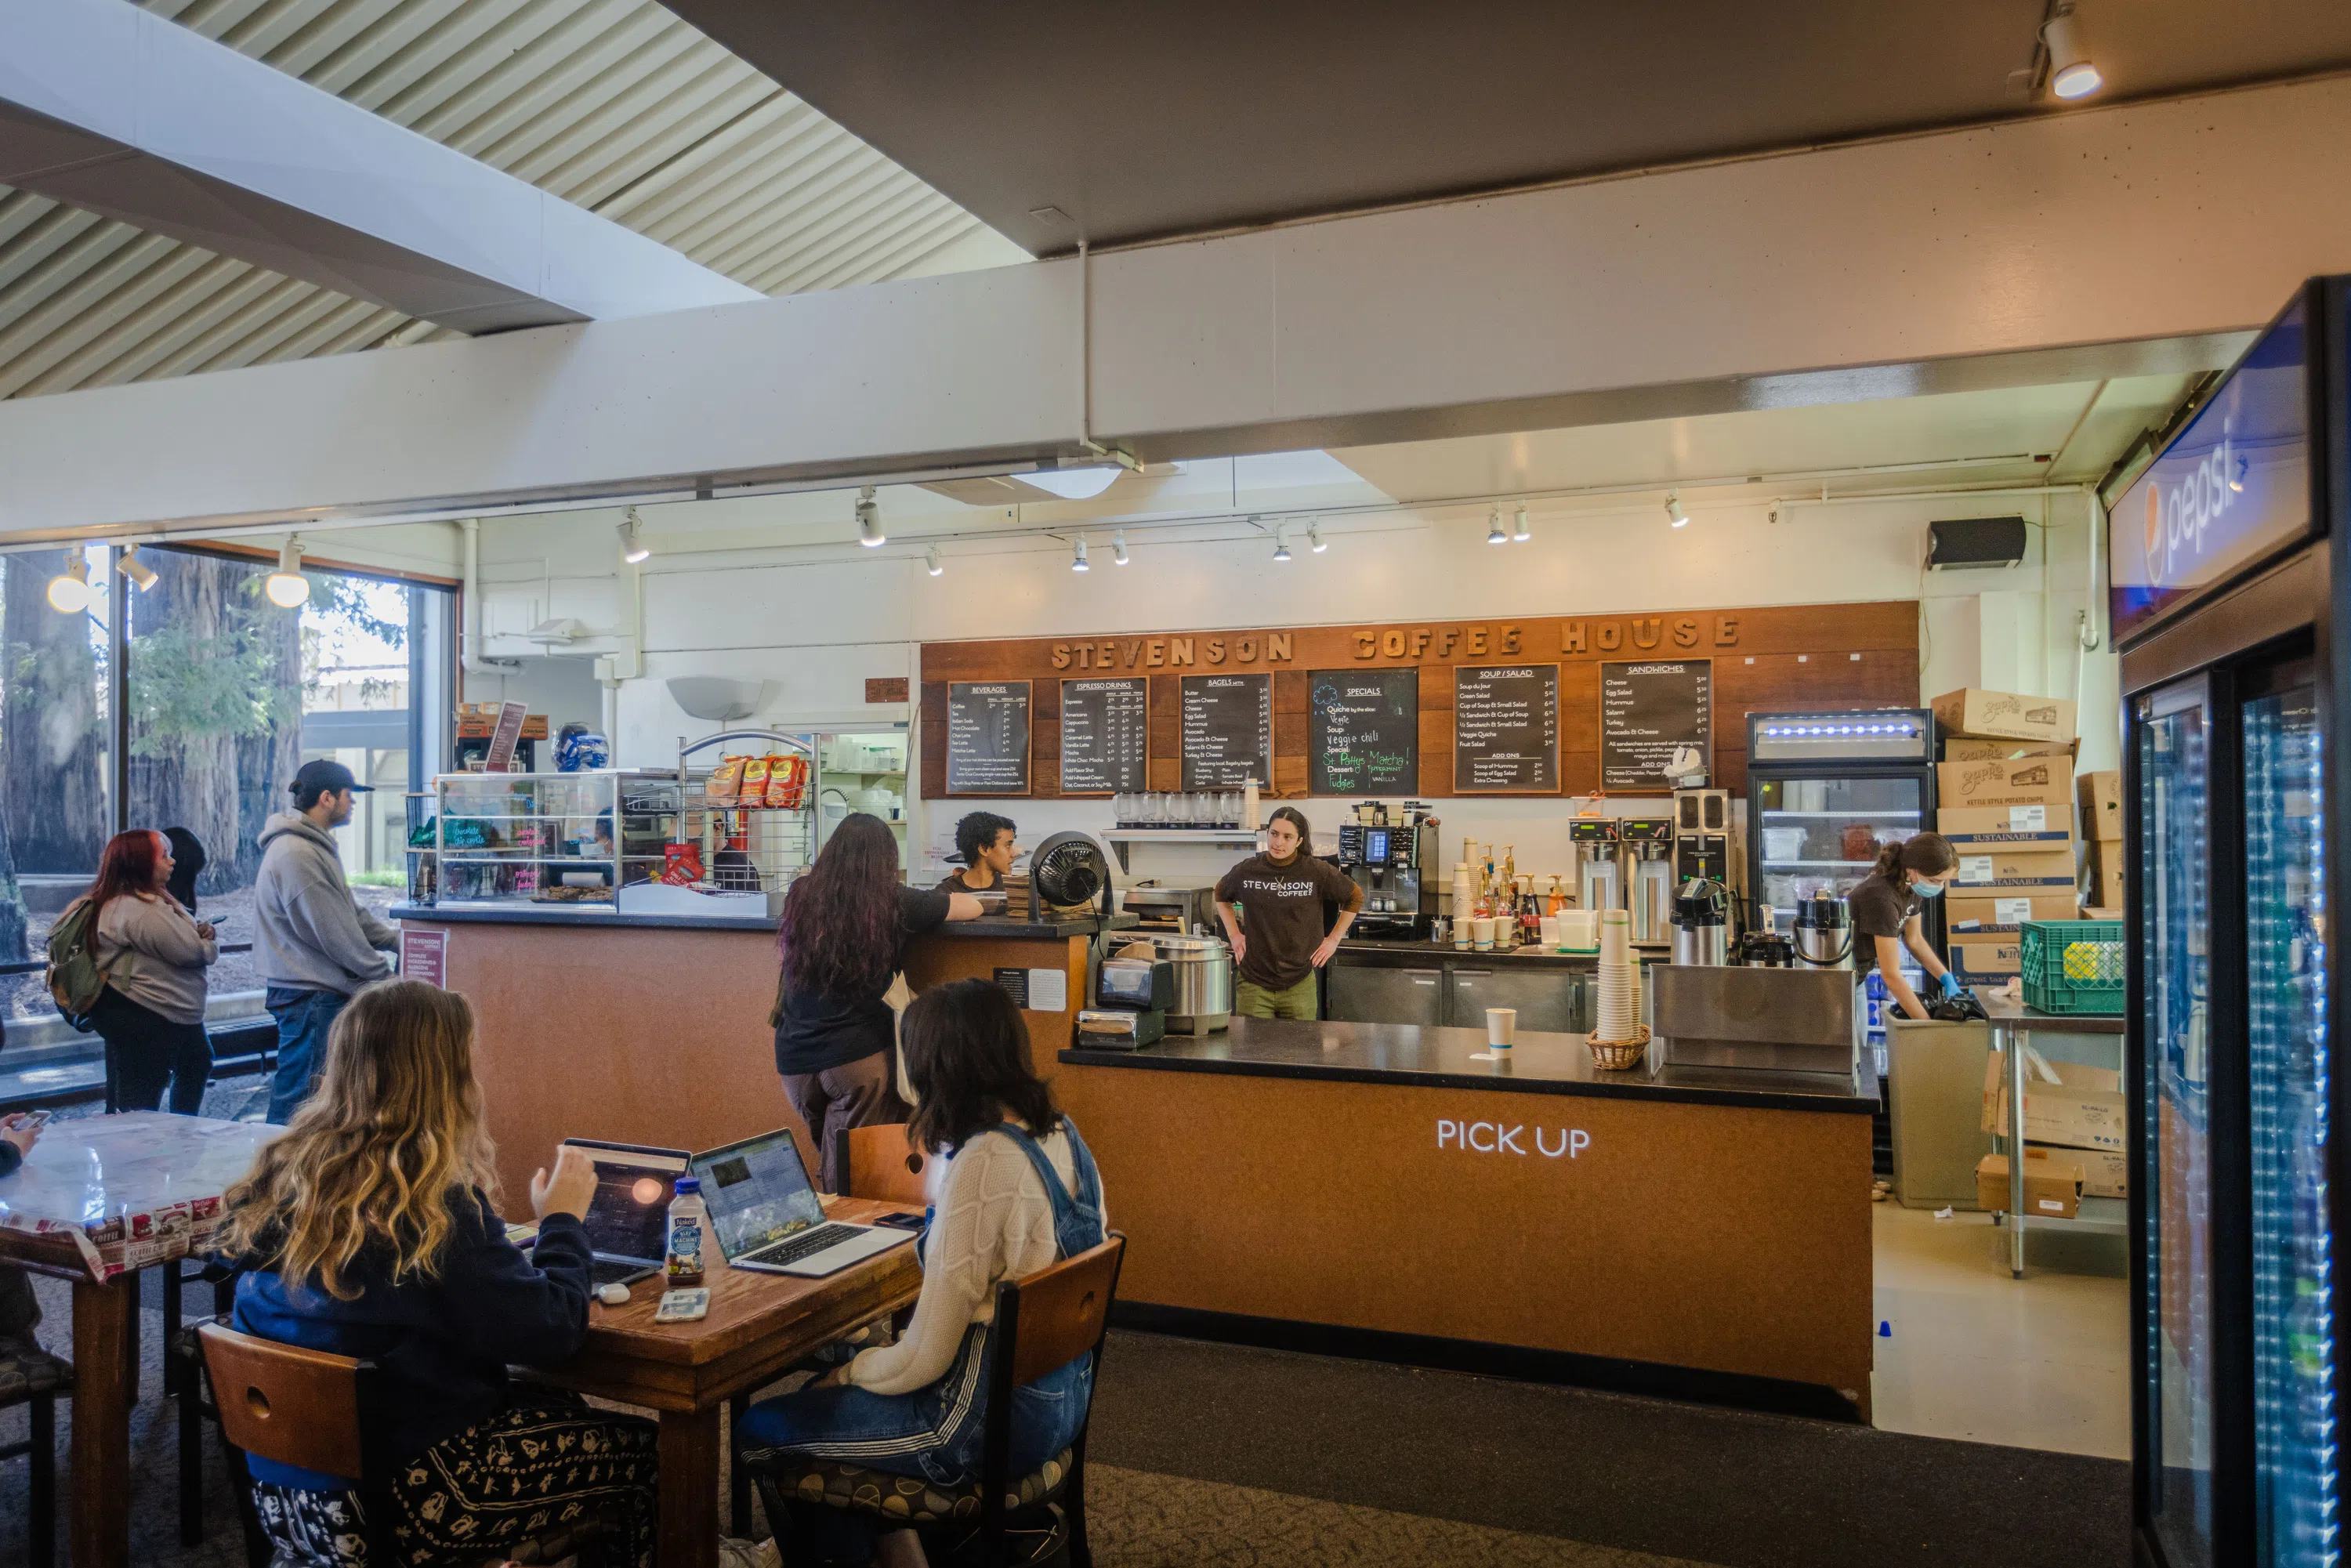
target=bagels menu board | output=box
[1180,673,1273,789]
[1310,668,1418,795]
[1453,664,1559,792]
[1059,677,1149,794]
[945,681,1031,795]
[1599,659,1713,791]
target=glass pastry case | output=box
[418,770,679,912]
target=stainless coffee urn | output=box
[1624,817,1677,945]
[1672,879,1730,967]
[1791,892,1854,970]
[1571,817,1623,912]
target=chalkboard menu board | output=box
[1059,677,1148,793]
[1453,664,1559,792]
[945,681,1031,795]
[1180,673,1273,789]
[1599,659,1712,791]
[1309,668,1418,795]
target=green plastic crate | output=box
[2020,918,2125,1014]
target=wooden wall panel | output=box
[922,601,1918,799]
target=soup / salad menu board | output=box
[1599,659,1712,791]
[1059,677,1149,794]
[945,681,1031,795]
[1309,668,1418,795]
[1453,664,1559,792]
[1180,673,1273,789]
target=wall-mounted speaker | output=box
[1926,516,2028,570]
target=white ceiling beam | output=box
[4,74,2350,541]
[0,0,761,333]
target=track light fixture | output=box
[1071,536,1090,572]
[618,507,650,565]
[265,538,310,608]
[1512,502,1531,543]
[1113,529,1129,566]
[1486,505,1508,545]
[855,486,884,547]
[117,543,158,591]
[2042,3,2102,99]
[1273,523,1291,563]
[1309,519,1327,553]
[926,545,944,577]
[1666,494,1690,529]
[45,550,90,614]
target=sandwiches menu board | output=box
[1059,677,1148,794]
[1181,673,1273,789]
[1599,659,1712,791]
[1309,668,1418,795]
[1454,664,1559,792]
[945,681,1031,795]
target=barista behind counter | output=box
[1215,806,1363,1019]
[938,810,1017,896]
[1848,831,1961,1022]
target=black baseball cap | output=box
[290,759,374,797]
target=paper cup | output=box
[1471,917,1495,951]
[1486,1007,1517,1048]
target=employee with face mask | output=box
[1847,831,1960,1022]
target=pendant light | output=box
[618,508,650,564]
[1486,505,1507,545]
[117,543,159,591]
[1512,502,1531,543]
[265,537,310,607]
[45,550,90,614]
[855,486,884,547]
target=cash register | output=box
[1336,802,1438,940]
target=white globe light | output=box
[266,570,310,608]
[46,570,89,614]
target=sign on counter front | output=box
[400,927,447,988]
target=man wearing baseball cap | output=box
[254,759,400,1122]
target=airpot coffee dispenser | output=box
[1672,879,1730,967]
[1792,892,1854,970]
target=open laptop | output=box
[692,1129,915,1277]
[556,1137,691,1287]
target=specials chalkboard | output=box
[1059,677,1148,794]
[1310,668,1418,795]
[1599,659,1712,791]
[1180,673,1273,789]
[945,681,1031,795]
[1453,664,1559,792]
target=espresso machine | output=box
[1336,801,1438,938]
[1623,816,1677,946]
[1570,817,1622,912]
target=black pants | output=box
[93,987,212,1115]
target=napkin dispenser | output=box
[1077,1008,1164,1049]
[1097,957,1176,1012]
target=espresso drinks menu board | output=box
[1599,659,1712,791]
[1059,677,1149,794]
[1453,664,1559,792]
[945,681,1031,795]
[1181,673,1273,789]
[1310,668,1418,795]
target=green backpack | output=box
[45,896,112,1031]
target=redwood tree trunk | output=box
[129,552,248,894]
[2,558,108,876]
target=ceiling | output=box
[661,0,2351,253]
[0,0,1023,400]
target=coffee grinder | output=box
[1622,816,1677,946]
[1336,800,1439,939]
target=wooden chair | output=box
[752,1233,1127,1568]
[197,1323,609,1567]
[831,1121,929,1204]
[0,1331,71,1568]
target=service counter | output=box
[1055,1017,1878,1417]
[1326,936,1602,1035]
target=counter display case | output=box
[422,770,679,913]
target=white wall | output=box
[464,486,2117,883]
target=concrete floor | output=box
[1869,1200,2130,1459]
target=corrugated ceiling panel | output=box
[0,0,1026,400]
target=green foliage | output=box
[126,622,297,753]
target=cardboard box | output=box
[1947,892,2080,934]
[2078,770,2124,841]
[1952,940,2022,982]
[2031,1142,2128,1200]
[1976,1150,2085,1219]
[1932,688,2079,744]
[2088,839,2126,907]
[1937,755,2075,808]
[1938,802,2074,839]
[1949,846,2079,892]
[1943,737,2079,762]
[1983,1049,2127,1151]
[2082,904,2122,921]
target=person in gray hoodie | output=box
[256,759,397,1123]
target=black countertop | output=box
[1061,1016,1875,1114]
[393,904,1136,940]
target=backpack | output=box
[45,895,113,1032]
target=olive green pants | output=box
[1234,973,1320,1020]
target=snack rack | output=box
[668,730,819,913]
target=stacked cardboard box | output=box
[2078,770,2124,914]
[1931,690,2081,965]
[1981,1048,2128,1199]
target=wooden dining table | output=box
[523,1195,926,1568]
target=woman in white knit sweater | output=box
[739,977,1106,1563]
[84,829,218,1113]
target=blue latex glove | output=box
[1938,972,1964,999]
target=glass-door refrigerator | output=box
[2115,276,2343,1567]
[1744,708,1940,943]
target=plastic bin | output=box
[2020,918,2125,1014]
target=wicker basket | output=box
[1587,1024,1652,1072]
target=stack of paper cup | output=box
[1593,910,1641,1042]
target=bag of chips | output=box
[661,843,705,885]
[705,755,748,806]
[738,756,774,806]
[764,755,806,810]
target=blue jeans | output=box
[266,987,349,1124]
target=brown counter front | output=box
[1055,1019,1877,1417]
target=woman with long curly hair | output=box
[218,980,701,1566]
[772,813,980,1190]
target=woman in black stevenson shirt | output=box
[1847,831,1961,1022]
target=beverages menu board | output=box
[1059,677,1149,793]
[945,681,1031,795]
[1180,673,1273,789]
[1599,659,1713,791]
[1309,668,1418,795]
[1453,664,1559,792]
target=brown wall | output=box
[920,600,1917,800]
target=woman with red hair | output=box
[82,828,218,1113]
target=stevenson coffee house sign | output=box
[1045,616,1748,669]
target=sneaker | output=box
[717,1538,781,1568]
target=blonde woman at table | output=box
[219,980,776,1568]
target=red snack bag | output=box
[661,843,705,885]
[739,756,773,806]
[763,755,801,809]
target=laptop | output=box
[692,1129,915,1277]
[556,1137,692,1287]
